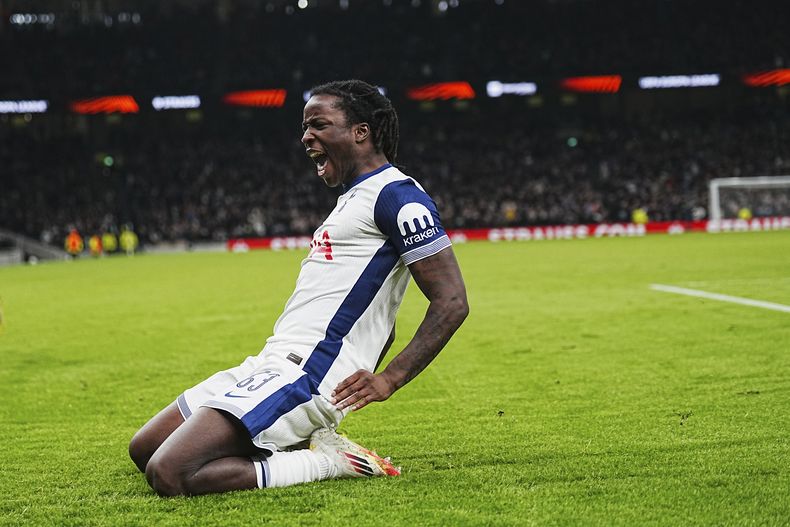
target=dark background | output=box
[1,0,789,244]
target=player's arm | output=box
[332,246,468,411]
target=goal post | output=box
[709,176,790,221]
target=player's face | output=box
[302,95,360,188]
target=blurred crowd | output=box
[3,104,789,246]
[2,0,789,248]
[412,108,790,228]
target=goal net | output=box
[708,176,790,221]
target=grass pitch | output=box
[1,231,789,526]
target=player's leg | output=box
[137,357,399,496]
[143,361,327,496]
[143,360,333,496]
[128,402,185,473]
[143,407,399,496]
[130,355,264,473]
[144,406,260,496]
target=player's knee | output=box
[145,455,189,497]
[128,435,146,470]
[128,431,149,473]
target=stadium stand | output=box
[1,0,788,247]
[3,104,789,244]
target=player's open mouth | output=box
[308,150,329,177]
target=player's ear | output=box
[354,122,370,143]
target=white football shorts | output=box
[176,354,344,453]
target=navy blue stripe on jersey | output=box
[240,373,318,437]
[342,163,392,193]
[303,240,400,383]
[176,393,192,419]
[374,179,448,262]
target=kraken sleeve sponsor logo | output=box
[396,202,438,246]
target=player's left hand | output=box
[332,369,395,411]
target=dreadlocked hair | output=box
[309,79,400,164]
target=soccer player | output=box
[64,228,84,257]
[129,80,469,496]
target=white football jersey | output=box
[261,163,451,397]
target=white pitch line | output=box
[650,284,790,314]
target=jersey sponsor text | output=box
[403,226,439,246]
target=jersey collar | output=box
[342,163,392,193]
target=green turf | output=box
[1,231,789,526]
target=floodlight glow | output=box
[223,89,287,108]
[742,69,790,87]
[70,95,139,114]
[10,13,55,25]
[0,100,48,113]
[407,82,476,100]
[486,81,537,97]
[638,74,720,89]
[560,75,622,93]
[152,95,201,110]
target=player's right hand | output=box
[331,369,396,412]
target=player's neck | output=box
[341,154,391,189]
[354,154,390,178]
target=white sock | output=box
[252,449,334,488]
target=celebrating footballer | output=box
[129,79,469,496]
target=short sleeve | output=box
[373,179,452,265]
